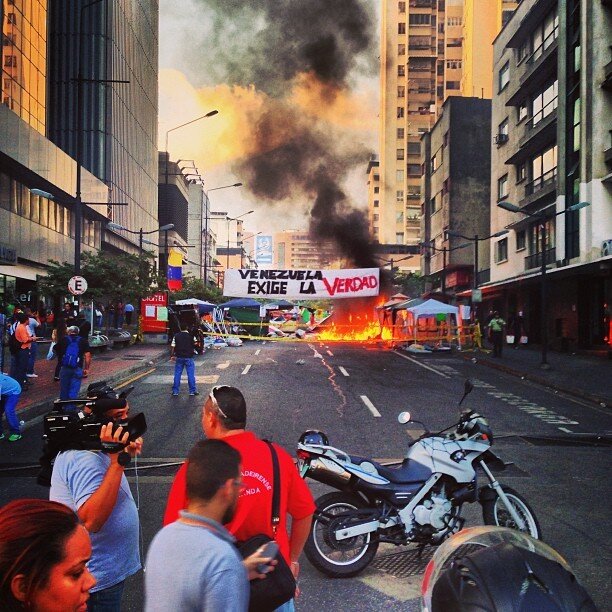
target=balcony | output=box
[525,247,556,270]
[519,167,557,210]
[519,103,557,150]
[409,0,434,6]
[519,31,558,89]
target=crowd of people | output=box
[0,384,314,612]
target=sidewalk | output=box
[460,344,612,407]
[4,342,170,419]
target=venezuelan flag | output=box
[167,250,183,290]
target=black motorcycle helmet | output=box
[423,527,596,612]
[298,430,330,446]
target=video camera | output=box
[38,381,147,486]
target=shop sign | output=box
[0,243,17,265]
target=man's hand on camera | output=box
[99,423,129,462]
[126,437,143,458]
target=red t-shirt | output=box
[163,432,315,564]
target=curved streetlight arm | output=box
[498,200,589,220]
[207,182,243,194]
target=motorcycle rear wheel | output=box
[482,485,542,539]
[304,492,379,578]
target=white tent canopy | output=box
[175,298,214,306]
[405,299,458,316]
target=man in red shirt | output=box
[164,386,315,606]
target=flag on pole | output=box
[167,250,183,290]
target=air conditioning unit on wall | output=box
[602,239,612,257]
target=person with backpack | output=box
[53,326,91,411]
[0,372,22,441]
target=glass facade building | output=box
[47,0,159,252]
[0,0,47,134]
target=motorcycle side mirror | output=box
[398,411,411,424]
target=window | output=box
[518,100,528,122]
[518,39,530,63]
[517,162,527,183]
[437,61,444,76]
[531,80,557,126]
[398,64,405,77]
[7,13,17,24]
[443,131,449,147]
[4,55,16,67]
[531,8,558,61]
[516,230,526,251]
[396,212,404,223]
[498,62,509,92]
[398,23,406,34]
[572,97,580,152]
[396,169,404,182]
[374,186,380,193]
[447,38,462,48]
[397,86,405,98]
[397,190,405,202]
[531,145,558,190]
[398,44,406,56]
[397,128,405,139]
[497,174,509,200]
[447,16,462,26]
[446,81,460,90]
[442,178,450,195]
[373,200,379,208]
[396,233,405,243]
[431,153,439,172]
[398,1,406,13]
[496,238,508,263]
[446,60,462,69]
[397,149,405,160]
[397,107,404,118]
[373,214,379,221]
[407,142,420,155]
[499,118,509,137]
[407,164,421,176]
[430,195,437,214]
[409,14,431,25]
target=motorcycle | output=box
[296,380,541,578]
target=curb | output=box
[460,353,610,408]
[16,349,169,423]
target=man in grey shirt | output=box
[145,439,274,612]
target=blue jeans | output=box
[10,349,29,386]
[87,580,125,612]
[275,600,295,612]
[59,366,83,411]
[0,393,21,434]
[173,357,196,394]
[27,342,37,374]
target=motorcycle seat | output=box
[351,457,421,484]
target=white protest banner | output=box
[224,268,380,299]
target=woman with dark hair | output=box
[0,498,96,611]
[52,316,68,381]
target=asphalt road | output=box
[1,341,611,611]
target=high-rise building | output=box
[273,230,341,270]
[485,0,612,349]
[0,0,109,306]
[375,0,516,253]
[47,0,159,255]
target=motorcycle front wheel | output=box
[482,485,542,539]
[304,492,379,578]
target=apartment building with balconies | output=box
[486,0,612,349]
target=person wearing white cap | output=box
[53,325,92,411]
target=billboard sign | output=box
[254,235,273,265]
[224,268,380,299]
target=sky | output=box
[158,0,380,253]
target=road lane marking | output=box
[242,364,251,375]
[338,366,349,377]
[392,351,449,378]
[116,368,156,387]
[361,395,381,417]
[327,350,334,357]
[141,374,219,384]
[255,349,261,356]
[216,361,230,370]
[558,427,573,433]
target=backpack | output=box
[61,336,81,368]
[8,328,22,356]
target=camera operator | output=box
[49,392,143,612]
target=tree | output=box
[392,271,425,298]
[169,275,223,303]
[38,251,159,306]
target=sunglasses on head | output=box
[208,385,233,420]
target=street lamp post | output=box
[164,110,218,184]
[203,183,242,285]
[497,200,590,368]
[225,210,254,271]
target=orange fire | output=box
[316,297,393,343]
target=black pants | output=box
[491,331,503,357]
[125,311,133,325]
